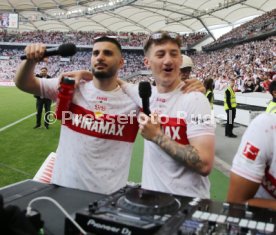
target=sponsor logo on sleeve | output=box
[242,142,260,161]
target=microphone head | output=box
[58,43,77,57]
[139,81,152,98]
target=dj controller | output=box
[65,185,276,235]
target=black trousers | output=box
[225,108,236,136]
[35,98,52,127]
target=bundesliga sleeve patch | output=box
[242,142,260,161]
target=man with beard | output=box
[14,37,140,194]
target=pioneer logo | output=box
[87,219,132,234]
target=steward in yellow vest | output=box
[224,86,237,110]
[266,101,276,113]
[266,80,276,114]
[224,79,237,138]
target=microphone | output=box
[139,81,152,116]
[20,43,77,60]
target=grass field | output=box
[0,86,229,201]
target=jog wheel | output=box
[117,188,181,215]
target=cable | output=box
[26,196,87,235]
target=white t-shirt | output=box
[41,78,140,194]
[231,113,276,199]
[122,82,215,198]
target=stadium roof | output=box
[0,0,275,34]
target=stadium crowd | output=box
[0,8,275,90]
[192,36,276,92]
[0,30,207,47]
[1,35,275,92]
[204,8,276,50]
[0,48,146,82]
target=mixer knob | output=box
[222,202,230,210]
[245,211,253,219]
[109,201,115,207]
[88,200,99,213]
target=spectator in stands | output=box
[266,80,276,113]
[243,78,255,93]
[235,76,244,92]
[224,78,237,138]
[227,112,276,210]
[261,73,271,92]
[204,78,214,109]
[34,67,52,129]
[253,77,264,92]
[180,54,194,81]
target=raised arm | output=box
[14,44,47,96]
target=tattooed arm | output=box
[139,113,215,176]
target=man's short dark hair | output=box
[93,36,122,54]
[269,80,276,94]
[204,78,214,91]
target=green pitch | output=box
[0,86,229,201]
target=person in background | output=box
[242,78,255,93]
[261,74,271,92]
[34,67,52,129]
[253,77,264,92]
[180,54,194,81]
[235,75,244,92]
[179,54,206,93]
[266,80,276,113]
[204,78,214,109]
[227,113,276,210]
[224,78,237,138]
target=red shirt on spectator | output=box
[261,79,271,92]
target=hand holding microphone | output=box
[20,43,77,60]
[138,81,162,141]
